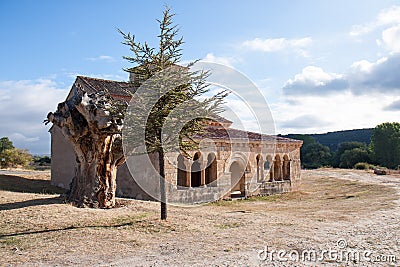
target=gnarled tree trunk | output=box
[47,88,125,208]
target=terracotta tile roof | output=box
[75,77,230,125]
[210,114,232,124]
[73,76,301,144]
[77,76,137,97]
[199,126,302,143]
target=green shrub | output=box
[339,147,371,169]
[0,148,33,168]
[354,162,374,170]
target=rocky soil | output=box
[0,169,399,266]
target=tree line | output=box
[0,137,50,169]
[309,128,373,151]
[290,122,400,170]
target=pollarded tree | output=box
[120,6,227,219]
[46,91,128,208]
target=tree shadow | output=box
[0,216,142,238]
[0,174,67,211]
[0,196,65,211]
[0,174,66,194]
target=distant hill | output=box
[283,128,373,151]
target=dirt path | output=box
[110,169,400,266]
[1,169,399,266]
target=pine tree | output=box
[120,6,227,219]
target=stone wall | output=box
[51,129,302,203]
[50,126,76,189]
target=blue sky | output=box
[1,0,400,154]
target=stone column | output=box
[260,160,264,182]
[186,162,191,187]
[256,162,260,181]
[200,160,206,186]
[271,161,276,182]
[270,167,274,182]
[279,162,283,181]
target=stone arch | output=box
[256,154,263,182]
[177,154,189,187]
[273,155,282,181]
[245,162,251,173]
[283,154,291,180]
[229,152,249,169]
[265,155,273,181]
[230,161,245,197]
[205,153,217,186]
[191,152,202,187]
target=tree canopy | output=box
[0,137,14,154]
[339,147,371,169]
[120,6,227,219]
[120,7,227,157]
[310,129,372,151]
[0,148,32,168]
[288,135,332,169]
[371,122,400,169]
[301,142,332,169]
[288,123,400,170]
[0,137,33,168]
[332,141,370,168]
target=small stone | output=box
[374,169,387,175]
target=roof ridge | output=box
[77,75,130,84]
[75,76,137,98]
[229,128,301,141]
[203,125,303,143]
[76,76,94,91]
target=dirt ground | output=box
[0,169,399,266]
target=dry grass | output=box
[211,170,395,216]
[0,169,399,266]
[0,171,64,195]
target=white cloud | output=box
[86,55,115,62]
[278,52,400,133]
[241,37,312,56]
[273,92,400,134]
[283,66,348,95]
[350,5,400,54]
[284,52,400,96]
[10,133,40,143]
[384,99,400,111]
[350,5,400,36]
[0,79,69,154]
[218,89,276,135]
[279,115,329,130]
[349,54,400,93]
[288,66,343,86]
[381,24,400,52]
[203,53,237,66]
[376,5,400,25]
[350,60,374,73]
[350,24,374,37]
